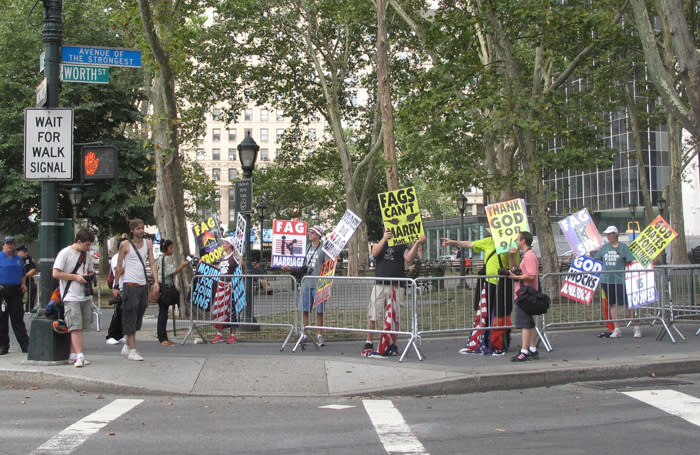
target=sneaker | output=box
[528,350,539,360]
[118,337,126,344]
[121,344,130,356]
[74,358,84,368]
[491,350,506,356]
[633,326,642,338]
[67,358,91,365]
[459,346,483,355]
[316,334,325,346]
[299,334,308,344]
[128,350,144,361]
[610,328,623,339]
[226,335,236,344]
[386,344,399,356]
[209,334,225,344]
[511,351,530,362]
[106,338,119,345]
[361,342,373,357]
[368,351,390,359]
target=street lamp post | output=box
[238,132,260,330]
[628,202,637,241]
[69,186,83,236]
[456,193,467,280]
[257,201,267,261]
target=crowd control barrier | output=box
[655,265,700,339]
[295,276,421,361]
[183,273,298,350]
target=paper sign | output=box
[629,215,677,267]
[271,219,307,268]
[558,209,603,256]
[625,261,657,308]
[559,256,603,305]
[313,259,337,308]
[191,261,220,311]
[323,209,362,258]
[233,212,246,257]
[192,215,224,264]
[378,186,424,246]
[485,198,529,253]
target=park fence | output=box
[179,265,700,362]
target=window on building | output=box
[228,168,237,181]
[212,108,222,121]
[308,129,316,141]
[212,128,221,141]
[260,109,269,121]
[308,112,319,122]
[244,108,252,121]
[261,148,269,161]
[261,128,269,142]
[228,148,236,160]
[276,109,284,121]
[212,168,220,181]
[276,128,284,142]
[228,129,236,142]
[196,149,205,161]
[212,148,220,161]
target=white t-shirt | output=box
[54,245,95,302]
[110,253,125,290]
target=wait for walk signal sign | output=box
[81,145,117,181]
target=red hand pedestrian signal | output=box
[81,145,117,180]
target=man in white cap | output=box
[298,225,331,346]
[594,225,639,338]
[209,236,243,344]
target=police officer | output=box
[16,245,38,313]
[0,236,30,354]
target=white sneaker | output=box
[316,334,325,346]
[106,338,119,345]
[610,328,623,338]
[118,337,126,343]
[633,326,642,338]
[121,344,130,356]
[128,350,144,361]
[74,358,84,368]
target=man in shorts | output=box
[53,229,96,367]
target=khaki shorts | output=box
[368,284,402,322]
[64,299,94,332]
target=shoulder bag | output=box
[130,240,159,303]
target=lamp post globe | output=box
[238,132,259,178]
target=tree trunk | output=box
[376,0,399,191]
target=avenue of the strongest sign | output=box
[24,108,73,181]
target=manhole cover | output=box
[581,378,693,390]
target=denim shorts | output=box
[298,287,324,313]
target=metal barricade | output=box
[182,273,298,351]
[294,275,421,362]
[539,269,674,349]
[655,264,700,339]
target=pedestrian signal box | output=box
[81,145,117,181]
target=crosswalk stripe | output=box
[30,398,144,455]
[621,389,700,427]
[363,399,430,455]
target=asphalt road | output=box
[4,373,700,454]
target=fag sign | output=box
[629,215,677,267]
[378,186,424,246]
[193,215,224,264]
[558,208,603,256]
[485,198,529,254]
[81,145,117,180]
[271,220,307,268]
[559,256,603,305]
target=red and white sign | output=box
[271,220,307,268]
[24,108,73,181]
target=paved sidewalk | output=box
[1,310,700,397]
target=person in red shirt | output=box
[508,231,539,362]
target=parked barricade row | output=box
[655,265,700,338]
[183,273,298,350]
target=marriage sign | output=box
[271,219,307,269]
[378,186,424,246]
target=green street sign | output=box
[60,64,109,84]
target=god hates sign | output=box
[378,186,424,246]
[271,219,307,268]
[629,215,677,267]
[485,198,529,254]
[560,256,603,305]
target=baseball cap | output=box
[16,244,27,252]
[309,225,324,237]
[2,236,15,245]
[222,236,235,246]
[602,226,619,235]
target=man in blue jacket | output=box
[0,236,30,355]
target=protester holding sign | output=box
[298,225,331,347]
[363,230,425,357]
[209,237,244,345]
[593,226,639,339]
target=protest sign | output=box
[558,208,603,256]
[323,209,362,258]
[233,212,246,257]
[314,259,338,308]
[378,186,424,246]
[485,198,529,253]
[191,261,220,311]
[559,256,603,305]
[271,219,307,268]
[192,215,224,264]
[629,215,677,267]
[625,261,657,309]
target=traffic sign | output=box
[61,64,109,84]
[24,108,73,181]
[235,179,253,214]
[35,78,47,107]
[61,45,142,68]
[81,145,117,180]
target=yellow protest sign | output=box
[378,186,424,246]
[629,215,677,266]
[485,198,529,253]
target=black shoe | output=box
[511,351,530,362]
[528,350,539,360]
[0,347,8,355]
[266,290,274,295]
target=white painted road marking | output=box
[319,404,356,410]
[363,399,430,455]
[622,390,700,427]
[30,398,144,455]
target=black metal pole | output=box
[241,170,258,330]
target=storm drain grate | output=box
[580,378,694,390]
